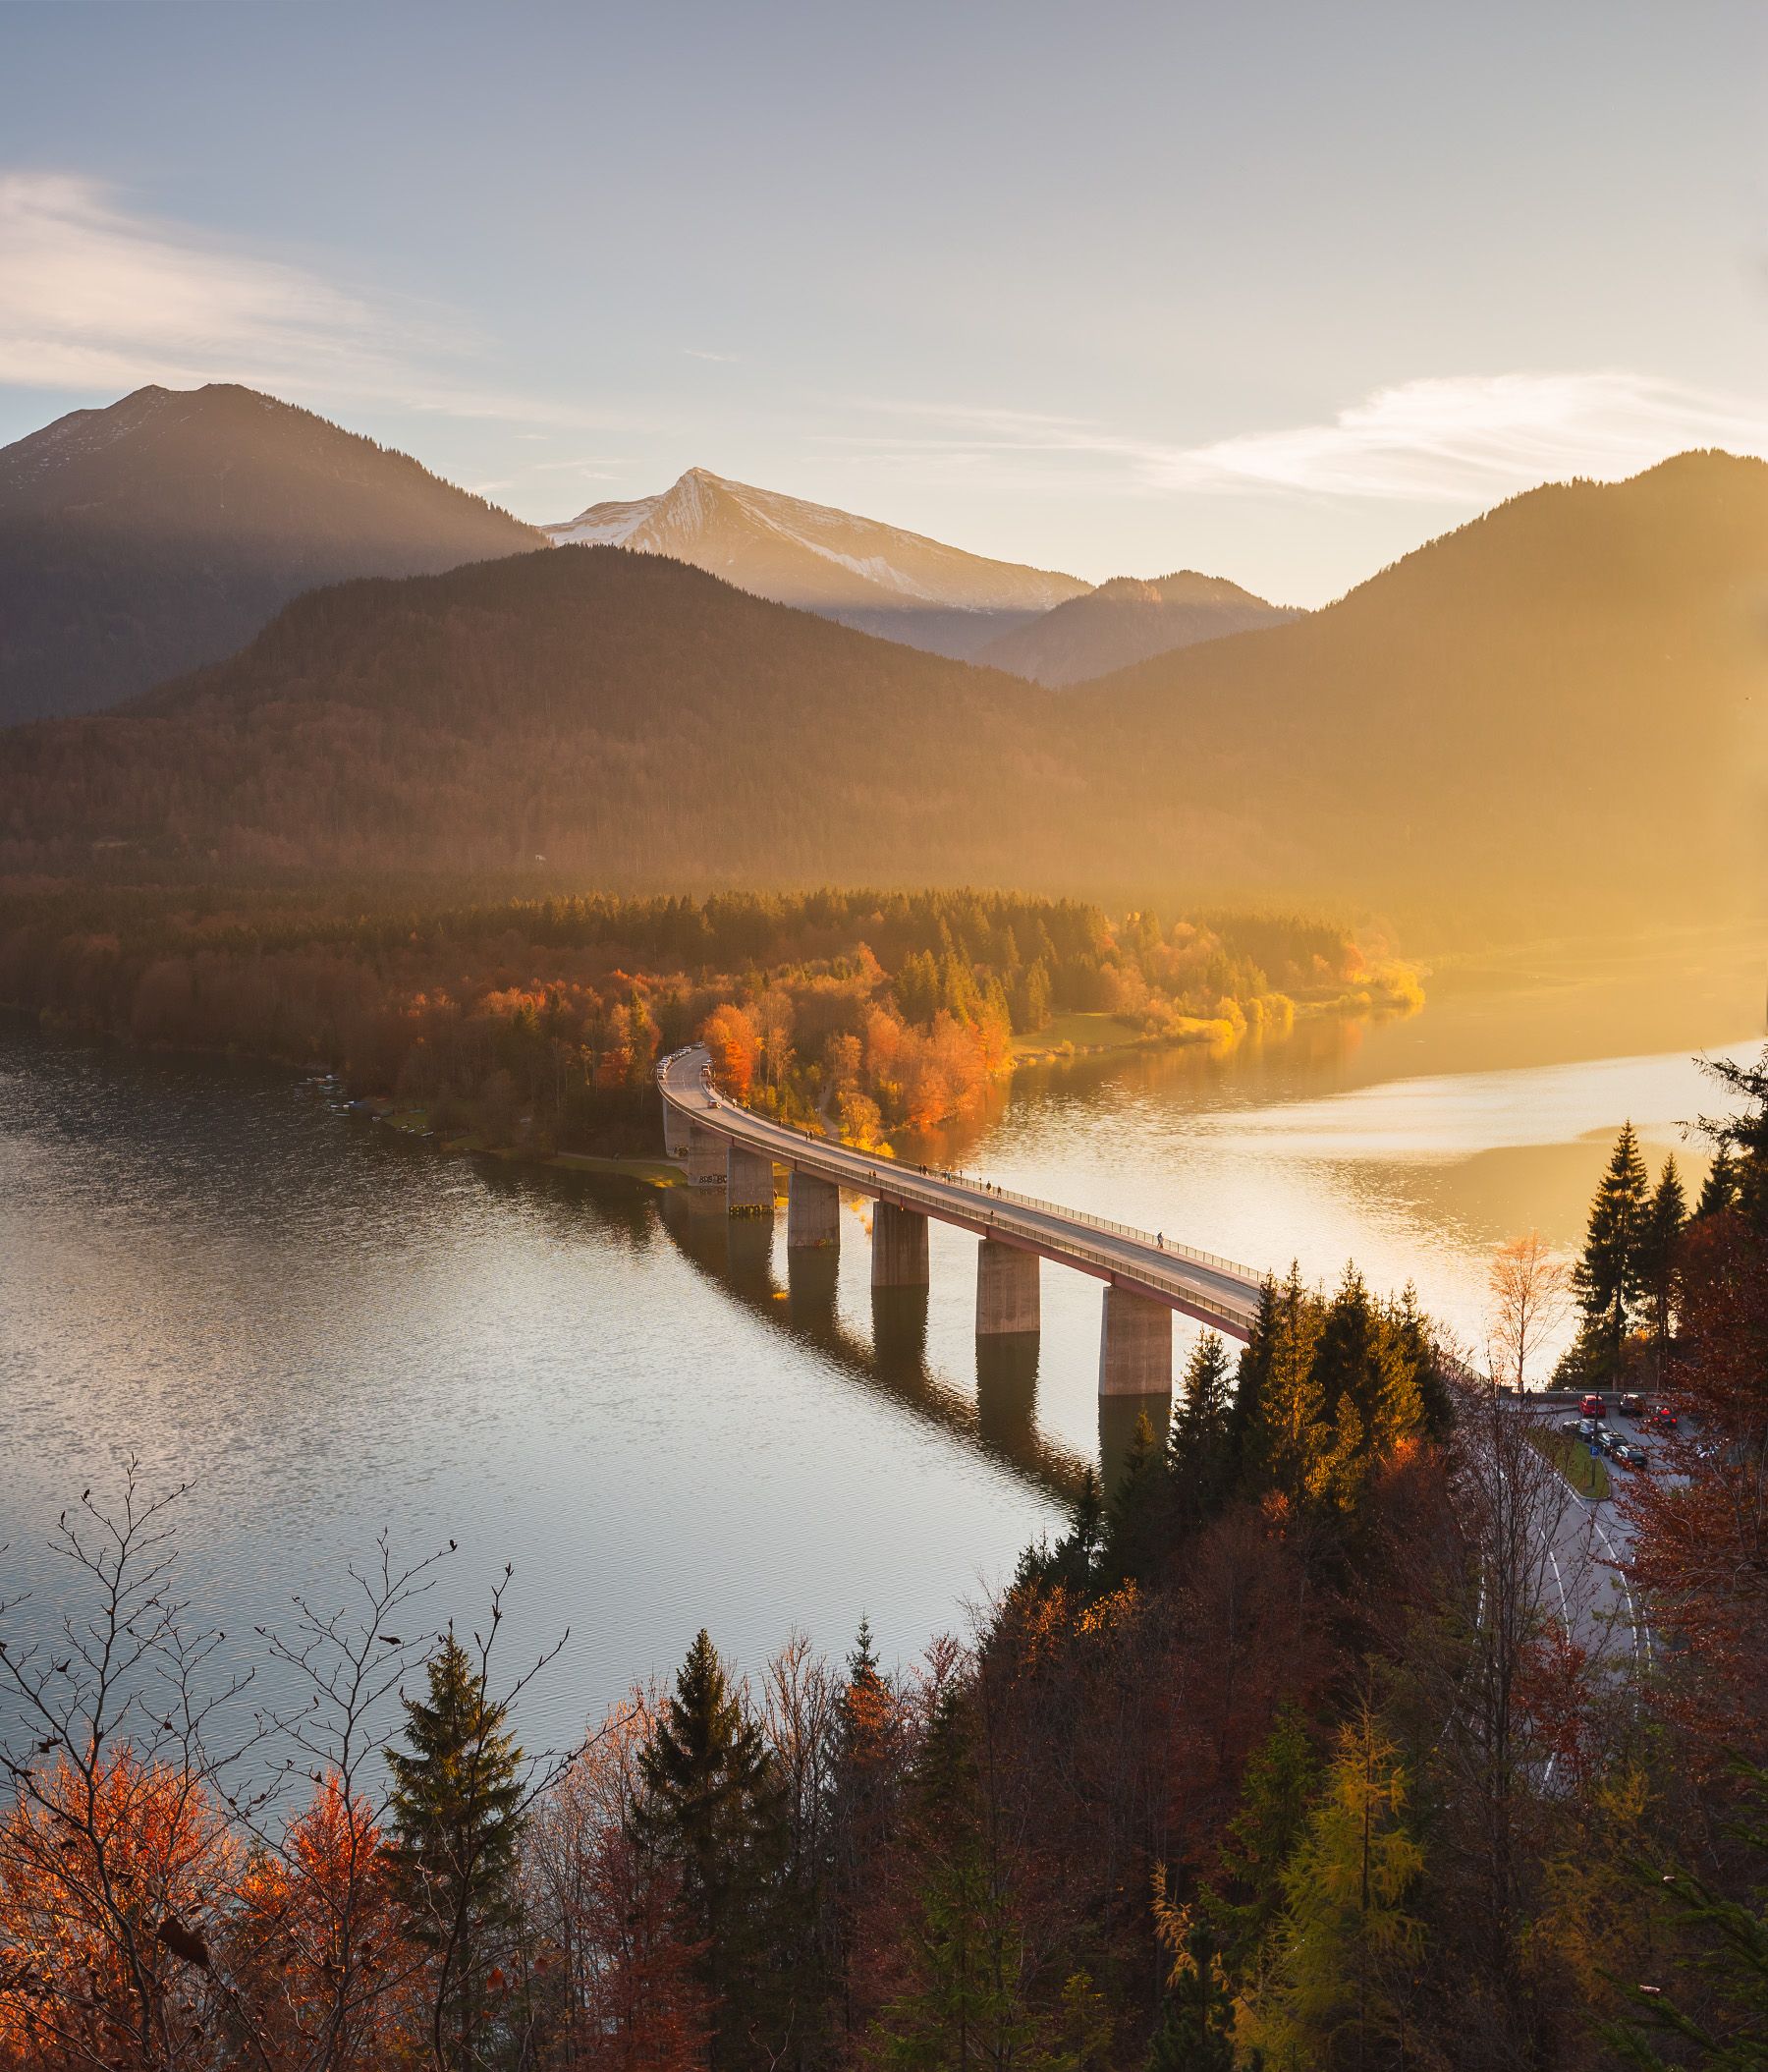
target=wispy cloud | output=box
[840,372,1768,504]
[1161,372,1768,500]
[0,172,620,427]
[683,347,739,364]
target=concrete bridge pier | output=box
[727,1146,775,1216]
[682,1121,729,1205]
[787,1171,841,1249]
[975,1238,1039,1336]
[871,1202,930,1287]
[1098,1286,1173,1395]
[663,1100,695,1160]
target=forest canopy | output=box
[0,881,1416,1146]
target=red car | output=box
[1580,1393,1606,1421]
[1648,1405,1680,1432]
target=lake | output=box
[1,925,1759,1758]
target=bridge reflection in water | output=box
[657,1190,1114,1502]
[469,1150,1157,1505]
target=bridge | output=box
[657,1044,1265,1395]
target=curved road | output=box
[658,1044,1265,1339]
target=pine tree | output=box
[1246,1266,1328,1508]
[636,1628,786,2069]
[1700,1046,1768,1235]
[871,1690,1037,2071]
[1224,1280,1280,1488]
[828,1617,904,2050]
[1169,1333,1235,1535]
[385,1629,526,2071]
[1021,1469,1104,1594]
[1636,1155,1687,1382]
[1239,1705,1423,2071]
[1213,1704,1320,1974]
[1569,1121,1652,1384]
[1694,1142,1739,1219]
[1606,1759,1768,2070]
[1146,1883,1238,2072]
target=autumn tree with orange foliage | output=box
[700,1002,761,1101]
[227,1778,419,2072]
[0,1751,238,2072]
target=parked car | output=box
[1598,1428,1624,1457]
[1648,1406,1680,1431]
[1614,1441,1648,1468]
[1619,1392,1644,1418]
[1580,1393,1607,1421]
[1578,1417,1601,1441]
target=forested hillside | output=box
[0,382,543,723]
[1,453,1763,930]
[1086,450,1768,921]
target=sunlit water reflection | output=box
[1,928,1759,1762]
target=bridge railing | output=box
[663,1052,1265,1301]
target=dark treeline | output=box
[5,1047,1765,2072]
[0,881,1413,1144]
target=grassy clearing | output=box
[1528,1426,1612,1500]
[1010,1011,1171,1060]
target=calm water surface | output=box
[1,928,1760,1755]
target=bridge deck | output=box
[658,1045,1265,1340]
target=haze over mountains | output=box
[548,467,1091,659]
[974,571,1299,686]
[0,384,544,725]
[6,451,1763,931]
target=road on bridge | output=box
[658,1044,1265,1340]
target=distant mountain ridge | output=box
[0,383,544,723]
[548,466,1091,659]
[4,452,1764,933]
[975,570,1300,686]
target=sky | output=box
[1,0,1765,604]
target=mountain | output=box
[547,467,1089,658]
[1079,448,1768,921]
[2,455,1763,931]
[0,383,545,724]
[975,570,1300,685]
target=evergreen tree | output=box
[1569,1121,1652,1384]
[1390,1283,1454,1439]
[1699,1046,1768,1235]
[871,1690,1038,2071]
[1637,1155,1687,1381]
[1239,1705,1423,2072]
[385,1628,526,2071]
[1224,1280,1281,1489]
[1694,1142,1739,1219]
[1169,1333,1236,1535]
[828,1618,905,2049]
[636,1629,787,2070]
[1021,1469,1105,1595]
[1246,1266,1328,1508]
[1213,1704,1320,1974]
[1146,1889,1239,2072]
[1607,1759,1768,2070]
